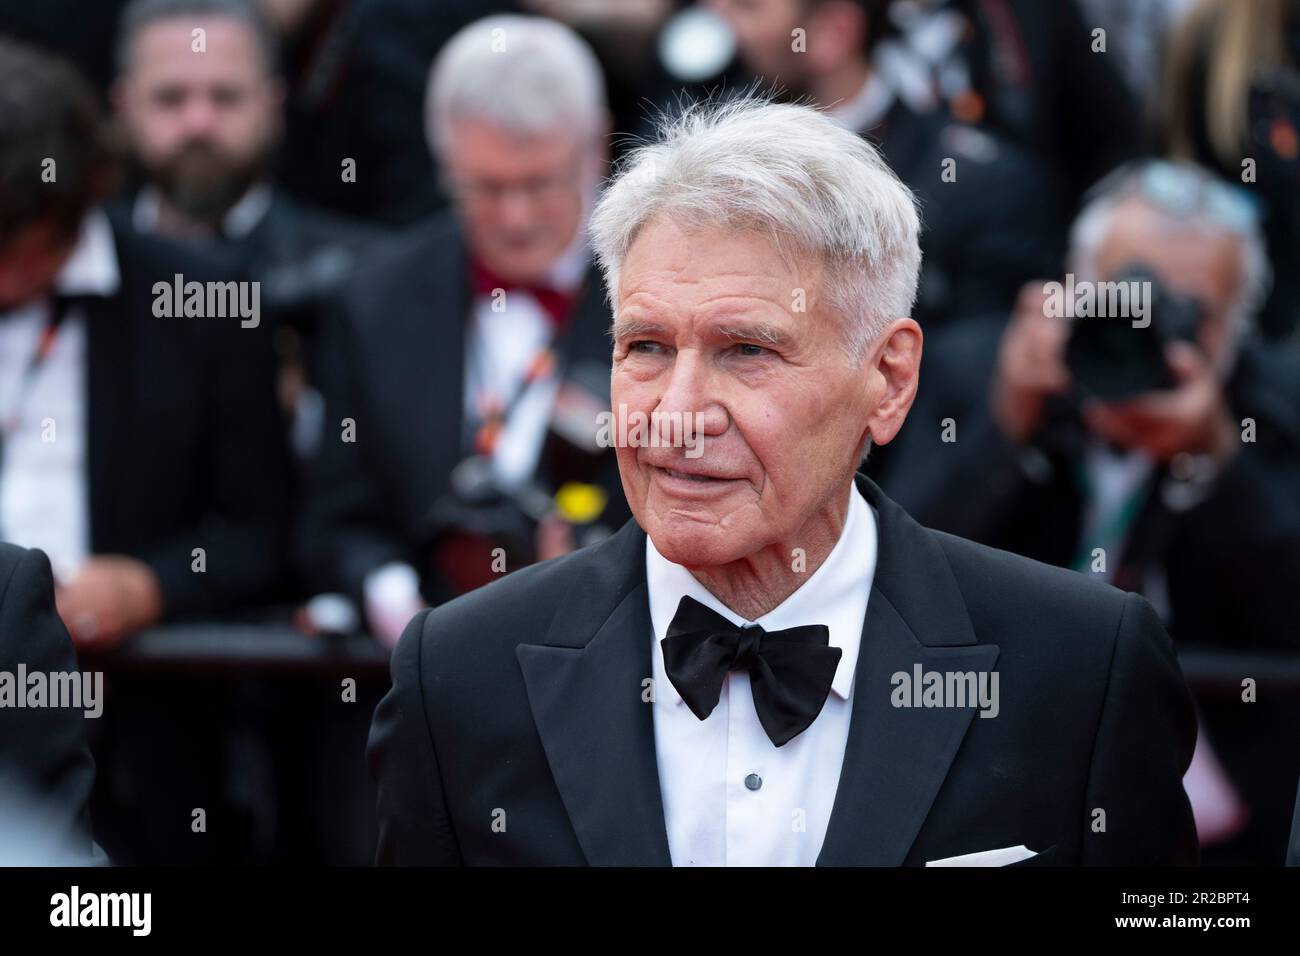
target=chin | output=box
[644,513,758,570]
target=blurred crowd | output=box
[0,0,1297,865]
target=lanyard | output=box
[1068,456,1152,574]
[0,295,78,542]
[0,296,73,441]
[469,328,557,458]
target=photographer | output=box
[895,160,1300,647]
[878,159,1300,862]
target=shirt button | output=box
[744,773,762,791]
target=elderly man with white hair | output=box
[300,15,627,644]
[368,98,1198,866]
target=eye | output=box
[211,86,244,108]
[154,87,185,108]
[732,342,771,357]
[628,340,665,355]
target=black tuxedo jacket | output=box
[870,326,1300,861]
[20,219,291,615]
[298,212,625,604]
[0,543,95,860]
[367,474,1199,865]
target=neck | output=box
[153,196,223,240]
[812,58,872,115]
[689,482,854,621]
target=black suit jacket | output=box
[367,474,1199,865]
[872,329,1300,862]
[75,221,291,615]
[298,212,624,604]
[0,543,95,860]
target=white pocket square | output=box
[925,845,1038,867]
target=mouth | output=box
[650,465,743,497]
[662,468,716,482]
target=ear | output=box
[861,317,922,447]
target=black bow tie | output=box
[661,595,842,747]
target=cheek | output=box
[549,196,583,241]
[466,213,506,251]
[610,366,658,410]
[232,111,270,150]
[135,119,177,157]
[742,380,856,483]
[729,395,780,460]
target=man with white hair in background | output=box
[368,98,1199,866]
[299,15,626,644]
[878,160,1300,863]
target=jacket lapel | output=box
[817,475,999,865]
[84,230,134,553]
[515,520,672,865]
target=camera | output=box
[1065,263,1204,401]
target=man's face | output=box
[1094,200,1244,367]
[710,0,814,94]
[0,220,77,311]
[610,216,882,569]
[116,17,281,222]
[443,120,596,283]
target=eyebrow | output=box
[608,317,792,348]
[717,322,787,347]
[609,317,668,341]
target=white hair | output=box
[426,14,606,156]
[589,97,922,359]
[1068,160,1271,372]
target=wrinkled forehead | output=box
[617,214,824,305]
[443,120,583,177]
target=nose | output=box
[180,93,218,138]
[654,348,729,444]
[497,190,536,233]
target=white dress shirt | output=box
[461,227,589,490]
[647,482,878,866]
[364,228,590,637]
[0,210,119,582]
[132,183,273,239]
